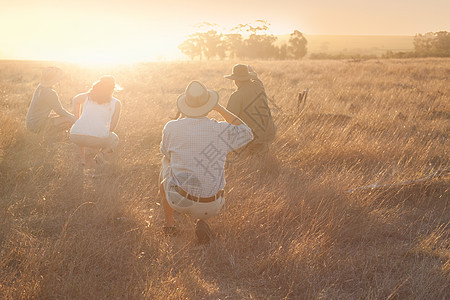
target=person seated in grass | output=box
[69,75,122,166]
[26,67,76,134]
[160,80,253,244]
[224,64,276,155]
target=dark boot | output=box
[195,220,212,244]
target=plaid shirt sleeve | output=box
[160,122,171,158]
[217,121,253,152]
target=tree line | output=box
[178,21,307,60]
[413,31,449,57]
[383,31,450,58]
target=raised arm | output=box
[213,103,246,125]
[72,93,87,119]
[50,94,76,121]
[215,103,253,151]
[248,65,264,90]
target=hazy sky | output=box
[0,0,448,62]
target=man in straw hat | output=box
[26,67,76,134]
[160,80,253,243]
[224,64,276,154]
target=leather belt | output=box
[174,186,224,203]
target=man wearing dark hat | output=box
[224,64,276,154]
[160,80,253,244]
[26,67,76,134]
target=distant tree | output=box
[414,31,450,57]
[434,31,450,56]
[243,33,278,59]
[198,30,223,60]
[178,21,309,61]
[178,23,227,60]
[178,36,202,60]
[289,30,307,59]
[193,23,231,60]
[278,44,288,60]
[233,20,270,36]
[223,33,244,59]
[234,20,279,59]
[414,32,435,55]
[216,38,227,60]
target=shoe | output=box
[195,220,212,244]
[163,226,179,236]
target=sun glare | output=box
[0,8,184,64]
[52,34,182,65]
[29,35,184,66]
[61,52,145,66]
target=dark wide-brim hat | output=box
[224,64,256,81]
[177,81,218,118]
[41,67,63,87]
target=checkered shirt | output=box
[160,117,253,198]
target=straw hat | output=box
[41,67,63,87]
[177,81,218,118]
[224,64,256,81]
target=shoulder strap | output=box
[79,94,89,115]
[109,98,116,114]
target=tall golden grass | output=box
[0,59,448,299]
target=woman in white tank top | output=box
[70,75,122,165]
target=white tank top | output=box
[70,95,117,138]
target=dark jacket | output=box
[226,78,276,144]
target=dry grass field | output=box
[0,58,449,299]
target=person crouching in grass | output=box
[160,80,253,244]
[26,67,76,134]
[69,75,122,166]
